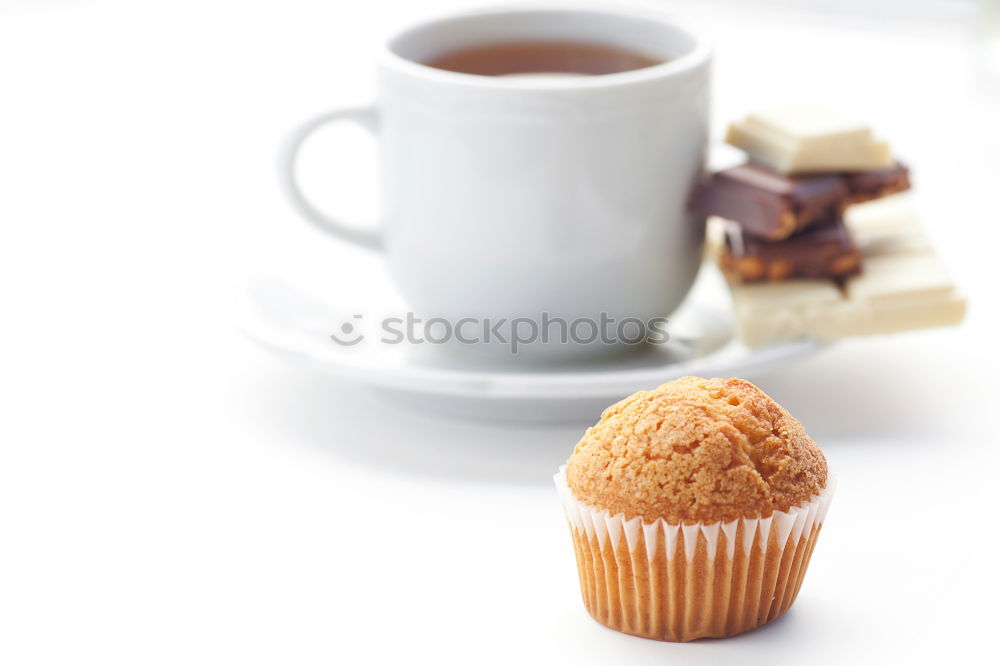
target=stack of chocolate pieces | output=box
[697,105,966,346]
[696,161,910,283]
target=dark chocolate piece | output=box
[694,164,848,241]
[843,162,910,204]
[695,162,912,242]
[720,216,863,282]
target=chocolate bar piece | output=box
[695,162,912,241]
[727,200,966,346]
[725,105,893,174]
[845,195,931,256]
[730,280,847,346]
[721,217,862,282]
[731,252,965,346]
[843,252,953,304]
[843,162,910,204]
[731,276,966,346]
[694,164,848,241]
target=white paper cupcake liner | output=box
[554,466,835,641]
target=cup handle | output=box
[281,106,382,251]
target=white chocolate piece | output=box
[842,291,967,337]
[845,198,933,256]
[704,216,728,261]
[844,194,917,230]
[733,274,965,346]
[844,252,954,304]
[730,281,846,347]
[731,280,842,310]
[726,105,894,174]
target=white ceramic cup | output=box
[284,4,711,361]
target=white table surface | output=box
[2,1,998,664]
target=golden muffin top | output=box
[565,376,828,524]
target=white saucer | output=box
[236,260,825,422]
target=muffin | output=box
[555,376,834,641]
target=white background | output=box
[2,1,999,664]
